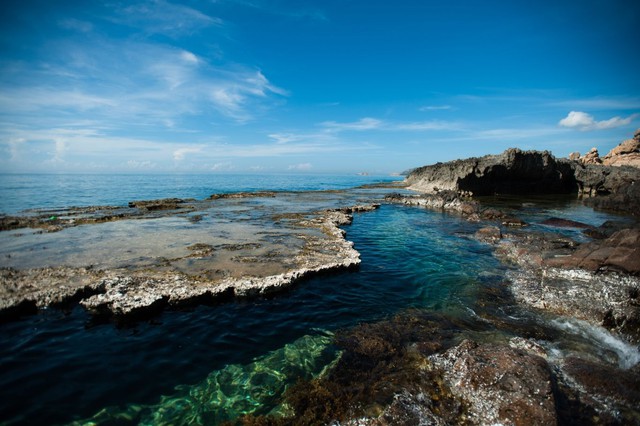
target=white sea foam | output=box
[551,317,640,369]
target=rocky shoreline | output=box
[1,197,379,322]
[2,137,640,425]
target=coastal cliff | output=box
[405,146,640,216]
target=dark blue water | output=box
[0,205,504,424]
[0,173,399,214]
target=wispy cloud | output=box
[550,97,640,111]
[395,121,460,131]
[319,117,460,133]
[321,117,383,132]
[558,111,638,131]
[1,39,287,129]
[113,0,223,37]
[419,105,452,111]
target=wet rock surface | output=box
[0,190,380,321]
[494,225,640,343]
[429,339,557,426]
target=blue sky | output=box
[1,0,639,174]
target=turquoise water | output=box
[0,204,505,425]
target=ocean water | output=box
[0,173,400,215]
[0,175,636,424]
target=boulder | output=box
[580,147,602,165]
[602,129,640,167]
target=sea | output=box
[0,173,401,215]
[0,173,637,425]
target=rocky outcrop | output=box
[406,148,578,196]
[405,147,640,215]
[580,147,603,165]
[566,130,640,168]
[602,129,640,167]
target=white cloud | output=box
[180,50,199,64]
[558,111,637,131]
[321,117,383,132]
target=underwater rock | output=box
[72,333,340,425]
[429,339,557,426]
[474,226,502,243]
[540,217,592,229]
[208,191,277,200]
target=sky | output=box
[0,0,639,175]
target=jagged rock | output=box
[405,148,577,196]
[568,151,581,161]
[602,129,640,167]
[405,147,640,215]
[581,147,602,165]
[429,340,557,426]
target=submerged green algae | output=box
[71,332,340,425]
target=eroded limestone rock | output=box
[429,339,557,426]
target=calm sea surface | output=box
[0,174,635,424]
[0,173,399,215]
